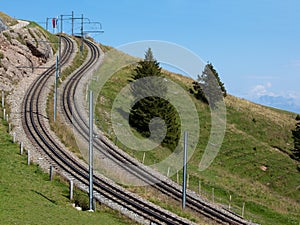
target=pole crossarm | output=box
[74,31,104,37]
[83,21,104,34]
[73,17,90,22]
[76,31,104,34]
[84,21,103,29]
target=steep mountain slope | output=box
[95,63,300,225]
[0,12,56,91]
[0,11,299,225]
[0,105,134,225]
[0,14,137,225]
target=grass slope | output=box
[0,12,18,26]
[0,17,134,225]
[0,112,133,225]
[93,55,300,225]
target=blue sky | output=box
[2,0,300,113]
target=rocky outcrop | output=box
[0,18,7,32]
[0,25,53,91]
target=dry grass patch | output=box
[0,11,18,26]
[47,37,88,159]
[125,185,218,225]
[225,95,296,127]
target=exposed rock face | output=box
[0,25,53,91]
[0,18,7,32]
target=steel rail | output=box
[22,35,192,225]
[61,39,253,225]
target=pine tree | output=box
[292,115,300,160]
[129,48,180,151]
[206,63,227,97]
[191,63,226,108]
[131,48,167,100]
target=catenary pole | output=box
[72,11,74,36]
[54,56,58,122]
[80,14,84,53]
[89,91,94,211]
[59,14,64,75]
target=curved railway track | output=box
[22,35,195,225]
[60,37,255,225]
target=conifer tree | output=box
[129,48,180,150]
[191,63,226,108]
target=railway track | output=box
[60,37,256,225]
[22,35,195,225]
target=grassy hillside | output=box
[2,14,297,223]
[0,109,134,225]
[25,20,59,53]
[0,12,18,26]
[93,56,300,225]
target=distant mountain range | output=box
[254,95,300,114]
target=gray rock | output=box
[0,18,7,32]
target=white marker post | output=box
[20,142,23,155]
[242,202,245,218]
[50,165,54,181]
[27,150,30,165]
[2,90,4,108]
[70,179,74,200]
[142,152,146,164]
